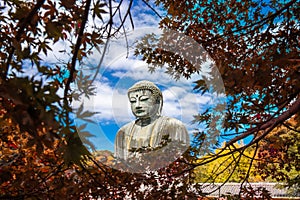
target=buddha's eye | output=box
[140,97,149,101]
[130,98,136,103]
[140,95,149,101]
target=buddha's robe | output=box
[114,116,189,161]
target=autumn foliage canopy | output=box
[0,0,299,199]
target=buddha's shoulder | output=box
[117,121,135,133]
[160,116,186,127]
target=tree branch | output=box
[188,97,299,169]
[2,0,46,79]
[63,0,92,104]
[110,0,134,36]
[142,0,163,19]
[227,96,300,147]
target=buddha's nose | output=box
[135,100,142,109]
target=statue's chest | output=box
[129,125,156,148]
[127,117,168,150]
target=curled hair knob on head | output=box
[128,80,162,101]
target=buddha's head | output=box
[127,80,163,119]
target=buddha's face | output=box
[128,90,160,119]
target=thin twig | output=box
[110,0,134,37]
[141,0,163,19]
[281,122,300,133]
[205,0,297,43]
[119,4,130,58]
[90,0,114,84]
[241,143,258,187]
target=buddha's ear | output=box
[157,96,163,116]
[155,97,160,104]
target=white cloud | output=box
[76,29,219,131]
[74,80,131,124]
[62,1,226,149]
[76,71,214,132]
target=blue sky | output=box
[32,0,227,152]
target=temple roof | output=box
[197,182,300,198]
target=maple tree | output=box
[135,0,300,195]
[1,0,299,199]
[255,116,300,194]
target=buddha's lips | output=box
[135,110,145,113]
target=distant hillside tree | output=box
[194,142,263,183]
